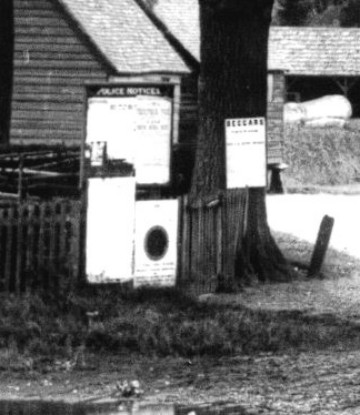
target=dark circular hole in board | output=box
[144,226,169,261]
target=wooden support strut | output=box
[308,215,334,278]
[332,77,358,97]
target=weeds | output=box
[282,125,360,189]
[0,286,359,371]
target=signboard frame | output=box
[80,80,180,188]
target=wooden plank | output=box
[10,129,82,140]
[13,75,105,86]
[4,207,15,292]
[13,68,106,79]
[12,110,86,121]
[216,198,223,279]
[69,202,81,281]
[14,0,55,9]
[14,9,60,18]
[0,211,8,287]
[14,51,96,61]
[13,84,83,94]
[25,204,36,279]
[14,35,79,47]
[11,137,81,146]
[47,202,57,287]
[14,60,102,69]
[14,17,70,27]
[11,119,82,130]
[15,42,90,53]
[36,203,47,277]
[14,26,76,37]
[14,36,87,46]
[12,93,84,103]
[15,203,25,294]
[12,101,84,112]
[58,202,68,262]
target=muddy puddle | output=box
[0,400,249,414]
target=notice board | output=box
[134,199,179,288]
[225,117,267,188]
[85,84,175,185]
[86,176,136,283]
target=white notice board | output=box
[225,117,267,188]
[86,95,172,185]
[86,177,136,283]
[134,199,179,288]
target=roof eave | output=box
[112,69,191,76]
[134,0,200,72]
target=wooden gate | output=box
[178,190,248,295]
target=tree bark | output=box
[191,0,293,286]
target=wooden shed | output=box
[269,26,360,117]
[2,0,189,146]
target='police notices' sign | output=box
[225,117,266,188]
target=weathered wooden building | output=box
[269,27,360,117]
[3,0,189,146]
[5,1,360,172]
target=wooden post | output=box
[308,215,334,278]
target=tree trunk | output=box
[190,0,292,286]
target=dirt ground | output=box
[1,348,360,414]
[1,192,360,414]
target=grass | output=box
[0,283,360,372]
[282,124,360,189]
[1,126,359,370]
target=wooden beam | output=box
[332,77,359,96]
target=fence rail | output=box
[0,199,81,293]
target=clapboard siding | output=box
[11,0,110,145]
[13,111,86,122]
[267,71,285,164]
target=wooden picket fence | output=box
[178,189,248,295]
[0,189,248,295]
[0,199,81,293]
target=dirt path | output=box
[1,351,360,414]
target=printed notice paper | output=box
[225,117,267,188]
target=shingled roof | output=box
[144,1,360,76]
[143,0,200,63]
[57,0,190,74]
[269,27,360,75]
